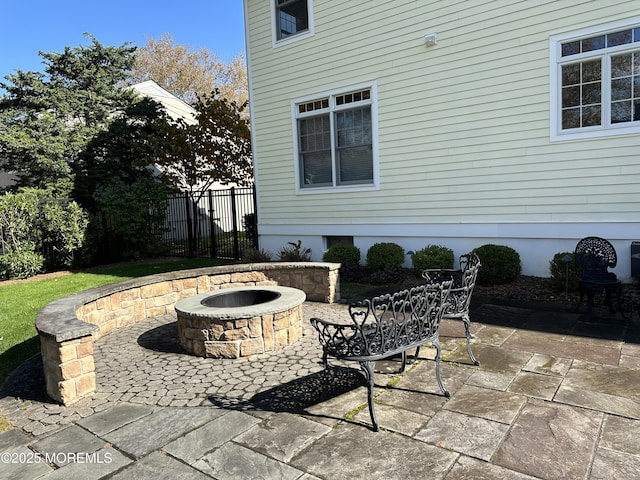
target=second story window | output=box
[276,0,309,40]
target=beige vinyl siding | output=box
[247,0,640,227]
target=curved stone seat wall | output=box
[35,262,340,406]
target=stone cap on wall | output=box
[35,262,340,343]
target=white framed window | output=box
[550,18,640,141]
[272,0,314,47]
[293,83,378,193]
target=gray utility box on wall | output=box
[632,242,640,278]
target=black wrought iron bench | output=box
[573,236,624,320]
[422,252,481,366]
[310,281,452,431]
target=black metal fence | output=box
[162,186,257,260]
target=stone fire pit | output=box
[175,286,306,358]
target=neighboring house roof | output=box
[131,80,197,125]
[132,80,251,190]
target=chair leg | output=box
[585,289,595,321]
[432,337,450,398]
[402,347,421,371]
[574,288,585,313]
[461,315,480,366]
[359,361,378,431]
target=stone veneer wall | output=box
[35,262,340,406]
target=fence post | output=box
[231,187,240,260]
[185,194,194,258]
[252,184,259,249]
[208,190,217,258]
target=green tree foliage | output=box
[152,91,252,252]
[0,35,254,268]
[0,34,141,193]
[155,90,252,194]
[0,188,87,278]
[88,177,168,262]
[0,35,177,267]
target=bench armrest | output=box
[422,268,463,287]
[310,317,362,357]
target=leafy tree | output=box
[155,90,252,194]
[88,177,168,262]
[131,33,248,106]
[153,90,252,254]
[0,34,140,194]
[0,34,175,267]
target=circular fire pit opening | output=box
[200,289,281,308]
[175,286,306,359]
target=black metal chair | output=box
[573,236,623,320]
[422,252,481,365]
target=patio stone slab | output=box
[562,360,640,401]
[102,407,222,459]
[555,385,640,419]
[622,342,640,357]
[570,320,627,344]
[31,425,107,466]
[353,402,431,435]
[415,409,509,461]
[493,400,602,480]
[397,360,474,397]
[163,411,261,464]
[502,330,621,365]
[444,455,540,480]
[473,324,516,346]
[444,385,526,424]
[599,414,640,455]
[235,412,332,463]
[0,428,30,450]
[303,387,368,427]
[521,353,572,376]
[471,304,534,328]
[375,384,448,418]
[76,403,154,436]
[0,445,53,479]
[522,310,579,335]
[507,371,563,400]
[447,343,531,374]
[110,450,211,480]
[620,354,640,368]
[291,422,458,480]
[590,446,640,480]
[40,446,131,480]
[465,370,515,391]
[194,442,304,480]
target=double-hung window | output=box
[273,0,313,44]
[294,85,377,191]
[551,19,640,140]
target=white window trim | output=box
[271,0,314,48]
[550,16,640,142]
[292,82,380,195]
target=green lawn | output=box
[0,258,228,388]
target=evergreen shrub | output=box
[549,252,580,291]
[366,242,405,272]
[473,244,521,285]
[411,245,454,274]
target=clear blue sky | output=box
[0,1,246,80]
